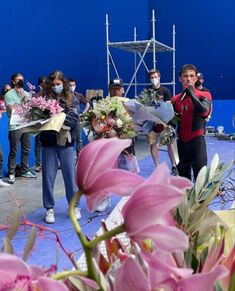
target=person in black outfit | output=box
[172,64,212,181]
[140,69,178,174]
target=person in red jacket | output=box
[172,64,212,181]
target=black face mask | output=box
[195,80,202,87]
[16,80,24,88]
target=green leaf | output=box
[6,210,20,240]
[2,237,14,254]
[23,226,36,261]
[209,153,219,180]
[195,166,207,198]
[228,270,235,291]
[215,282,224,291]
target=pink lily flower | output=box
[0,253,68,290]
[114,257,151,291]
[122,163,192,252]
[155,265,228,291]
[76,138,145,212]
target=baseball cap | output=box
[197,72,204,79]
[109,78,123,88]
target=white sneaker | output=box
[8,174,15,184]
[0,179,11,187]
[74,207,81,220]
[45,209,55,224]
[96,197,111,212]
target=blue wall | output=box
[149,0,235,100]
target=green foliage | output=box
[174,153,233,270]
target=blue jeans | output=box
[42,146,78,209]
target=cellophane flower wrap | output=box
[81,97,137,139]
[16,96,63,122]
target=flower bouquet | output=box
[10,96,65,133]
[81,97,137,139]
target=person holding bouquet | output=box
[95,78,139,212]
[40,71,81,224]
[138,69,178,175]
[172,64,212,181]
[4,73,37,184]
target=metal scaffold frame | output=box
[106,10,176,97]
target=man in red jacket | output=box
[172,64,212,181]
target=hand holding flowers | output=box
[81,97,137,139]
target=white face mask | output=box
[52,84,63,94]
[69,85,76,93]
[150,78,159,87]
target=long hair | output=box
[45,71,73,107]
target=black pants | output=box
[177,136,207,181]
[8,130,31,175]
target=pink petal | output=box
[86,169,144,212]
[135,224,189,252]
[0,254,30,285]
[114,257,151,291]
[122,184,184,236]
[169,176,193,190]
[77,138,131,190]
[75,275,100,289]
[145,163,170,185]
[177,265,228,291]
[29,265,46,279]
[143,250,193,286]
[36,277,69,291]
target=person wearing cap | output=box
[138,69,178,175]
[195,72,210,93]
[95,78,139,212]
[108,78,125,98]
[171,64,212,181]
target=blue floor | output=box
[0,137,234,270]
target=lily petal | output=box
[77,138,131,190]
[122,184,184,236]
[37,277,69,291]
[114,257,151,291]
[0,254,30,285]
[135,224,189,252]
[86,169,144,212]
[177,265,228,291]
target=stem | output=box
[69,190,98,282]
[87,224,125,248]
[52,270,87,280]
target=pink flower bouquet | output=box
[16,96,63,122]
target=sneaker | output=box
[45,209,55,224]
[96,197,111,212]
[21,170,37,179]
[74,207,81,220]
[35,165,42,172]
[171,166,179,176]
[0,179,11,187]
[8,174,15,184]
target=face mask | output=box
[16,80,24,88]
[150,78,159,87]
[195,80,202,87]
[52,84,63,94]
[69,85,76,93]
